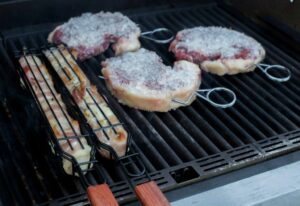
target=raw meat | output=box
[48,12,141,60]
[169,26,265,75]
[101,48,201,112]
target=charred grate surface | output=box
[1,2,300,205]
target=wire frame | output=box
[14,49,103,187]
[42,44,132,159]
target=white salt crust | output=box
[57,12,141,48]
[103,48,198,95]
[175,26,264,59]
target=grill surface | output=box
[1,2,300,205]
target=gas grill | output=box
[0,0,300,205]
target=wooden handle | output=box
[135,181,170,206]
[87,184,119,206]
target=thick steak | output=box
[48,12,141,60]
[102,48,201,112]
[169,26,266,75]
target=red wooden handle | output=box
[87,184,119,206]
[135,181,170,206]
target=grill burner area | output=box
[1,2,300,205]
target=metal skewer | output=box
[256,63,291,82]
[173,87,236,109]
[141,28,174,44]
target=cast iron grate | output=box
[0,2,300,205]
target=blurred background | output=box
[226,0,300,31]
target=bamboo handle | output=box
[135,181,170,206]
[87,184,119,206]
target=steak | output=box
[169,26,266,75]
[101,48,201,112]
[48,12,141,60]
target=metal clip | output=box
[98,75,106,80]
[256,63,291,82]
[173,87,236,109]
[141,28,174,44]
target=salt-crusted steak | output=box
[169,26,266,75]
[48,12,141,60]
[101,48,201,112]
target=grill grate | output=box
[1,2,300,205]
